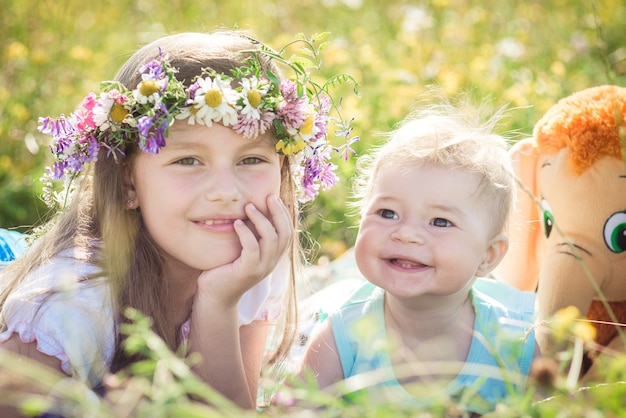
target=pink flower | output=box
[78,93,98,130]
[277,80,307,130]
[233,110,275,139]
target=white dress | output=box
[0,246,289,387]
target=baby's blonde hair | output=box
[353,94,515,236]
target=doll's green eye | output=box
[603,211,626,253]
[540,198,554,238]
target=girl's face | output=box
[354,162,505,303]
[129,122,282,274]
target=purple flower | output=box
[52,161,68,180]
[311,94,331,142]
[299,157,322,203]
[279,79,298,101]
[140,58,165,81]
[137,116,158,153]
[137,116,153,138]
[186,83,200,101]
[295,144,339,202]
[85,134,101,162]
[137,106,168,154]
[154,120,168,149]
[66,153,87,173]
[233,110,275,138]
[38,115,76,138]
[277,80,307,130]
[51,135,73,155]
[153,103,170,147]
[318,162,338,190]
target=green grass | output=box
[2,307,626,417]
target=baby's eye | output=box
[175,157,199,165]
[431,218,452,227]
[378,209,398,220]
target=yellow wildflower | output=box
[276,138,306,156]
[300,113,315,136]
[572,321,597,344]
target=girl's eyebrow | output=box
[161,136,277,157]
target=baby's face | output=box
[354,162,497,300]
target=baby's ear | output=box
[477,233,509,277]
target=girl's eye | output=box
[240,156,264,165]
[432,218,452,227]
[378,209,398,220]
[176,157,199,165]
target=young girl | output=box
[299,98,538,415]
[0,30,354,411]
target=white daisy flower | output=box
[175,105,200,125]
[239,77,269,120]
[92,92,115,129]
[193,76,240,126]
[132,75,165,104]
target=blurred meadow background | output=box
[2,1,626,416]
[2,0,625,261]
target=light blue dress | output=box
[330,278,537,414]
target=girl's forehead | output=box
[168,121,276,147]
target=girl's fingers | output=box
[240,195,292,270]
[199,196,292,304]
[233,216,261,265]
[268,194,294,246]
[237,202,276,272]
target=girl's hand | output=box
[195,194,293,309]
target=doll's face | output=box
[535,149,626,317]
[538,151,626,260]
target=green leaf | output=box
[289,56,315,69]
[265,69,281,87]
[311,32,330,42]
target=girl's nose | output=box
[204,166,242,202]
[391,222,424,244]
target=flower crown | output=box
[38,33,359,206]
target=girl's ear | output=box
[123,164,138,210]
[477,234,509,277]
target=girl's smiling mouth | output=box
[194,218,241,232]
[201,219,237,226]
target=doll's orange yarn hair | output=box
[533,85,626,175]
